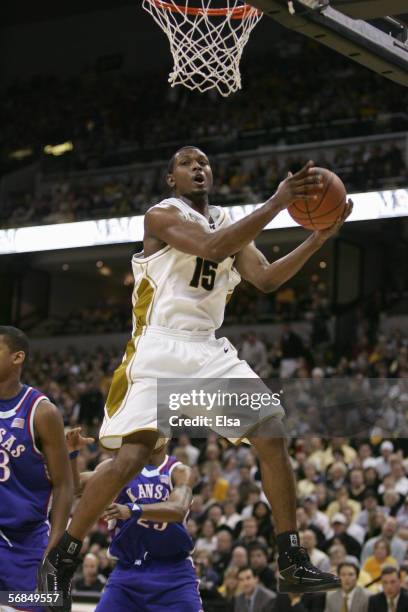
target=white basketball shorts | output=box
[99,325,284,449]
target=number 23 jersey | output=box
[108,455,193,565]
[132,198,241,334]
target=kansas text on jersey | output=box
[0,385,52,533]
[109,455,193,565]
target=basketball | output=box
[288,168,347,230]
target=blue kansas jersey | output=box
[0,384,51,533]
[0,384,51,612]
[109,455,194,565]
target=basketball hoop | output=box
[142,0,262,97]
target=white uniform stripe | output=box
[0,386,32,419]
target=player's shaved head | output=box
[167,146,205,173]
[0,326,29,359]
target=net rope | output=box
[142,0,262,97]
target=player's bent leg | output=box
[38,430,159,611]
[68,430,159,539]
[249,428,340,594]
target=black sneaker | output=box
[37,547,79,611]
[278,547,341,593]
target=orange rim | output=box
[147,0,261,18]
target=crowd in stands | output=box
[1,36,408,229]
[2,38,407,176]
[31,278,330,336]
[1,140,407,229]
[23,318,408,610]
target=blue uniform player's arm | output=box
[65,428,95,496]
[35,401,74,554]
[103,464,193,524]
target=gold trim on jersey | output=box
[105,275,155,418]
[99,428,166,451]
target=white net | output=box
[142,0,262,97]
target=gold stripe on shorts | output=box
[106,276,155,417]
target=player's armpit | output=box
[34,401,74,552]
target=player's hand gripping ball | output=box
[288,167,348,230]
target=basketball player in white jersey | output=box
[40,147,352,605]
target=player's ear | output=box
[166,173,175,189]
[12,350,26,367]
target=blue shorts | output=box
[96,557,203,612]
[0,526,47,612]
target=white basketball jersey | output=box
[131,197,241,333]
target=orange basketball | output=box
[288,168,347,230]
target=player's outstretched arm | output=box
[35,401,74,554]
[103,464,193,523]
[235,200,353,292]
[145,162,323,263]
[66,427,95,496]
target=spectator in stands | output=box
[342,506,366,546]
[396,499,408,530]
[349,468,368,503]
[195,549,221,587]
[187,517,199,544]
[234,567,276,612]
[196,519,218,554]
[207,463,229,503]
[280,324,304,378]
[326,486,361,522]
[212,528,234,578]
[73,553,106,592]
[218,566,240,608]
[326,513,362,560]
[177,434,200,466]
[362,538,399,584]
[230,546,249,571]
[368,567,408,612]
[303,494,332,538]
[222,455,241,487]
[356,490,384,532]
[296,506,326,551]
[209,505,226,531]
[297,461,321,498]
[220,500,242,531]
[325,562,370,612]
[375,441,395,479]
[239,332,269,377]
[389,456,408,497]
[253,501,274,545]
[237,517,264,548]
[327,464,349,494]
[248,543,276,591]
[361,518,407,565]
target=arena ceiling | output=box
[1,1,406,27]
[0,0,137,27]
